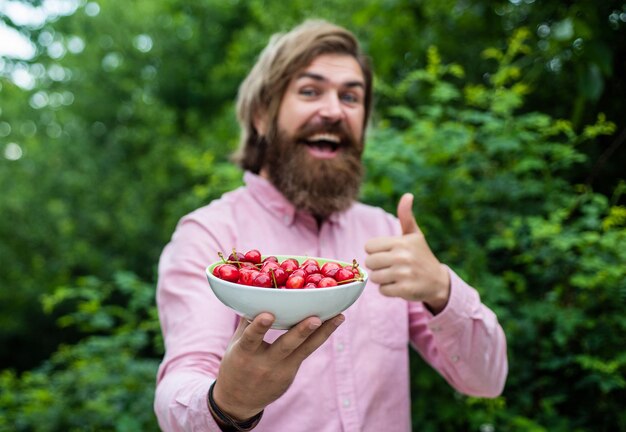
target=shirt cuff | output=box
[156,372,224,432]
[426,266,480,334]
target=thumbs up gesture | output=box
[364,193,451,313]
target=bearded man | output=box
[154,20,508,432]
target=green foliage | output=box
[363,33,625,432]
[0,0,244,369]
[0,273,161,432]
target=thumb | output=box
[397,193,421,235]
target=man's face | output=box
[259,53,367,219]
[274,53,366,153]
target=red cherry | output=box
[304,282,317,289]
[317,277,338,288]
[228,251,245,263]
[326,268,339,278]
[239,268,260,285]
[217,264,240,283]
[244,249,262,264]
[321,262,341,277]
[286,275,305,289]
[269,267,288,287]
[261,261,280,273]
[305,273,323,285]
[301,258,319,267]
[290,269,306,278]
[302,263,320,275]
[212,264,224,277]
[334,268,355,283]
[263,256,279,263]
[252,272,272,288]
[280,258,299,273]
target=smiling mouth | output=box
[303,133,341,159]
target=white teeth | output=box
[307,133,340,143]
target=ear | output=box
[253,112,268,137]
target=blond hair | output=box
[233,19,373,173]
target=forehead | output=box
[293,53,365,86]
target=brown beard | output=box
[264,120,364,220]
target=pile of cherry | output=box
[212,249,363,289]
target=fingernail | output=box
[308,321,321,330]
[260,317,272,326]
[333,316,345,327]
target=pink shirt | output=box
[154,172,508,432]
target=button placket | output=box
[333,332,361,431]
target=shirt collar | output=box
[243,171,345,227]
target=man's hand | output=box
[212,313,344,421]
[364,193,450,313]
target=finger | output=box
[267,316,323,361]
[368,267,397,286]
[378,279,416,299]
[290,314,345,363]
[237,312,274,353]
[364,236,397,254]
[397,193,421,236]
[364,250,395,271]
[378,281,403,298]
[231,314,250,340]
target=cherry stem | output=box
[218,250,242,268]
[232,248,243,268]
[269,268,278,289]
[218,251,227,263]
[337,274,364,285]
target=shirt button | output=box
[431,325,442,332]
[342,398,351,407]
[283,215,290,224]
[336,343,344,352]
[451,355,460,363]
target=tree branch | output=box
[585,127,626,187]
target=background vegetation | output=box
[1,0,625,430]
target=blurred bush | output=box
[363,31,625,432]
[0,272,161,431]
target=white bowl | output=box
[205,255,368,329]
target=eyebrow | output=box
[296,72,365,89]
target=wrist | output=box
[425,265,450,314]
[208,381,263,431]
[211,380,261,421]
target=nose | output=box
[318,92,344,122]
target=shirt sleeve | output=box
[408,266,508,397]
[154,212,239,431]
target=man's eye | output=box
[341,93,360,103]
[299,88,318,97]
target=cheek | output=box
[349,112,365,141]
[277,93,315,128]
[278,108,307,135]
